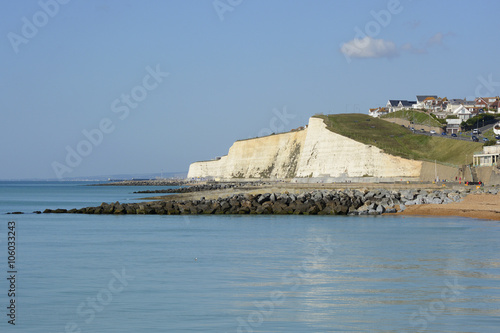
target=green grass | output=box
[381,109,443,127]
[483,128,495,141]
[316,114,483,166]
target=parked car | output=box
[472,136,479,142]
[420,129,425,133]
[441,132,447,136]
[495,135,500,140]
[483,138,489,142]
[451,133,457,137]
[430,130,436,134]
[472,129,481,135]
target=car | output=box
[430,130,436,134]
[483,138,489,142]
[410,127,415,131]
[472,136,478,142]
[451,133,457,137]
[441,132,447,136]
[495,135,500,140]
[497,140,500,145]
[420,129,425,133]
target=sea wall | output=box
[188,117,423,180]
[476,166,500,185]
[419,161,469,182]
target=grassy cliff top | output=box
[315,113,483,166]
[380,109,443,127]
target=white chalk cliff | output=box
[187,117,422,179]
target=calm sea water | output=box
[0,181,499,332]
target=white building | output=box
[446,99,466,113]
[453,105,473,121]
[413,95,438,109]
[368,107,389,118]
[445,118,462,134]
[473,146,500,167]
[493,122,500,135]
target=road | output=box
[409,126,496,142]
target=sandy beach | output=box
[395,193,500,221]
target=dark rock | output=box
[306,205,320,215]
[257,193,271,204]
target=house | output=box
[385,100,416,113]
[453,105,473,121]
[446,99,466,113]
[446,118,462,134]
[414,95,438,109]
[439,97,449,111]
[463,99,476,108]
[433,111,448,119]
[476,97,500,112]
[416,96,449,112]
[424,97,437,110]
[368,107,389,118]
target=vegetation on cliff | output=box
[380,109,444,126]
[316,114,482,166]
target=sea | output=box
[0,181,499,332]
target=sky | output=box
[2,0,500,180]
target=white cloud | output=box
[401,32,454,56]
[426,32,454,47]
[401,42,426,54]
[340,36,398,60]
[340,32,454,62]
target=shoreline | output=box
[41,183,500,220]
[393,193,500,221]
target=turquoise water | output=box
[1,182,499,332]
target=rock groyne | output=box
[43,188,491,216]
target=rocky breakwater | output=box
[133,182,266,194]
[43,188,483,216]
[93,180,187,186]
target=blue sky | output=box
[2,0,500,179]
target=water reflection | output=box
[231,216,500,332]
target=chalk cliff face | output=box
[295,117,422,178]
[187,117,422,179]
[187,130,307,179]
